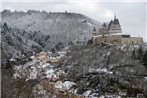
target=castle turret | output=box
[98,14,122,36]
[92,27,96,37]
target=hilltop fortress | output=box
[92,15,143,45]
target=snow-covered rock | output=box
[82,90,91,96]
[42,63,50,68]
[28,67,37,80]
[89,68,113,74]
[55,81,76,91]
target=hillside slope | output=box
[63,44,147,96]
[1,10,101,49]
[65,44,147,75]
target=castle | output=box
[92,15,143,45]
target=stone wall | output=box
[93,35,122,45]
[99,27,109,35]
[92,35,143,45]
[105,35,122,44]
[121,37,143,45]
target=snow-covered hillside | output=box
[1,10,101,49]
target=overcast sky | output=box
[1,0,147,41]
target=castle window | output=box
[132,41,134,45]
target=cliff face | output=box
[65,44,147,75]
[63,44,147,96]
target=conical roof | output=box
[108,20,113,29]
[102,22,107,27]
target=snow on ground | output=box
[89,68,113,74]
[12,49,68,82]
[13,65,23,79]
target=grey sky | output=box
[1,0,147,41]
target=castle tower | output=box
[114,14,116,19]
[99,22,109,35]
[108,14,122,34]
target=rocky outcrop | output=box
[63,44,147,97]
[64,44,147,75]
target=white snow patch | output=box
[9,58,16,61]
[89,68,113,74]
[46,69,55,74]
[121,45,127,51]
[107,51,111,56]
[30,56,35,59]
[29,67,37,80]
[62,81,76,90]
[87,22,92,26]
[42,63,50,68]
[144,77,147,80]
[55,81,76,90]
[83,90,91,96]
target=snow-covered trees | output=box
[1,23,43,65]
[1,10,101,50]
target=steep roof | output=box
[102,22,107,27]
[113,18,120,25]
[108,18,120,29]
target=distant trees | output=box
[55,41,64,51]
[20,30,50,48]
[3,22,9,31]
[1,10,102,53]
[51,48,56,53]
[1,23,44,65]
[1,23,51,50]
[1,22,9,35]
[26,10,40,15]
[31,45,42,53]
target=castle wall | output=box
[105,35,122,44]
[93,35,122,45]
[121,37,143,45]
[92,36,102,45]
[109,29,122,34]
[93,35,143,45]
